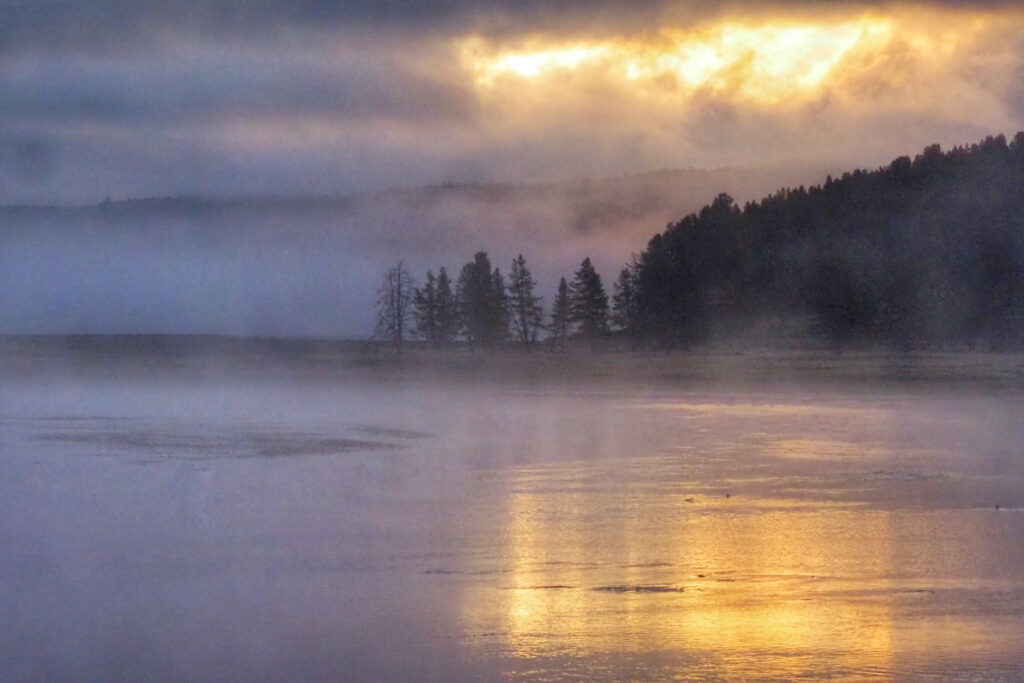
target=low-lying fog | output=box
[2,356,1023,680]
[0,164,832,338]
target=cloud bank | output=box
[0,1,1021,203]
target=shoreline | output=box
[2,335,1023,391]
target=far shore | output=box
[2,335,1024,391]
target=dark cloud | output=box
[3,1,1018,55]
[0,1,603,54]
[0,137,58,185]
[0,52,474,126]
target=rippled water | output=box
[2,371,1023,680]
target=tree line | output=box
[376,253,613,352]
[379,132,1024,352]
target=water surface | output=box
[2,370,1023,679]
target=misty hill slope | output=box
[0,162,831,244]
[632,134,1024,350]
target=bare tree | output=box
[375,261,415,352]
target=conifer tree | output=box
[612,258,642,348]
[507,254,544,352]
[491,267,510,343]
[456,252,507,350]
[434,267,458,347]
[549,277,571,351]
[413,270,439,346]
[569,257,609,349]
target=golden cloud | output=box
[458,7,1024,117]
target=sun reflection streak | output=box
[452,392,1024,677]
[458,455,906,675]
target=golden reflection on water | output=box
[455,396,1024,677]
[462,467,905,675]
[764,438,907,461]
[639,401,889,420]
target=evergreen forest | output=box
[379,133,1024,351]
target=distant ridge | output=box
[0,162,832,215]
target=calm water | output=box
[2,370,1024,680]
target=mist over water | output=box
[0,165,831,338]
[3,352,1023,680]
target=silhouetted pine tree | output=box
[492,267,510,342]
[569,257,609,349]
[549,277,571,351]
[413,270,439,346]
[456,252,507,350]
[611,258,642,349]
[434,267,458,347]
[507,254,544,352]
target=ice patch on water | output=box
[33,417,403,460]
[347,424,433,439]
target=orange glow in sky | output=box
[459,9,1015,107]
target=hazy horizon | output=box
[0,160,845,338]
[0,159,838,208]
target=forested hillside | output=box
[629,134,1024,350]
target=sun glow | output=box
[459,10,1008,106]
[485,44,612,81]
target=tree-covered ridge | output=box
[633,133,1024,349]
[378,133,1024,352]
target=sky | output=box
[2,0,1023,204]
